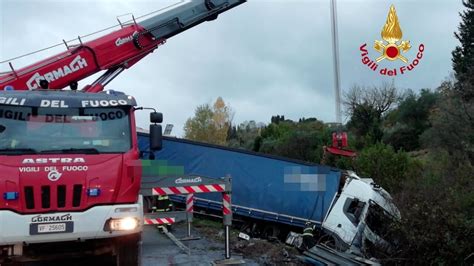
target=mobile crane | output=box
[0,0,245,264]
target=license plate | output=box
[38,223,66,233]
[30,222,74,235]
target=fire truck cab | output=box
[0,90,161,264]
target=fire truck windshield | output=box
[0,106,131,154]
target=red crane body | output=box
[326,131,356,157]
[0,0,246,93]
[1,24,159,92]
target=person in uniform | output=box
[302,221,317,250]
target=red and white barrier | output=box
[144,217,175,225]
[144,175,233,260]
[152,184,225,196]
[186,194,194,213]
[222,193,232,216]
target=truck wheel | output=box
[318,234,347,251]
[116,233,141,266]
[263,224,280,239]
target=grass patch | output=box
[192,217,224,229]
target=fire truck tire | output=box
[116,233,141,266]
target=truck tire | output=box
[116,233,141,266]
[262,224,280,239]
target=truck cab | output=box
[322,171,400,254]
[0,90,150,264]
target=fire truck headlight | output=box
[107,217,139,231]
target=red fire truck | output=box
[0,1,245,264]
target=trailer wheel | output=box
[318,234,346,251]
[262,224,280,239]
[116,233,141,266]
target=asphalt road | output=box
[141,223,255,265]
[23,223,253,266]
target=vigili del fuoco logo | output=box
[359,5,425,76]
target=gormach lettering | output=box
[115,31,137,47]
[31,214,72,223]
[26,55,88,90]
[175,177,203,184]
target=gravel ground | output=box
[142,218,305,265]
[141,222,258,265]
[190,218,304,266]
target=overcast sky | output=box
[0,0,465,136]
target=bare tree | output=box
[343,82,399,119]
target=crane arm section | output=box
[0,0,245,92]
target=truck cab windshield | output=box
[365,201,396,238]
[0,106,131,154]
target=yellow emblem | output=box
[374,5,411,63]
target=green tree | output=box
[387,151,474,265]
[227,120,264,150]
[257,117,330,163]
[343,83,399,147]
[383,89,439,151]
[354,142,420,193]
[452,0,474,101]
[422,81,474,163]
[184,104,215,143]
[184,97,232,145]
[346,103,383,147]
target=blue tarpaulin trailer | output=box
[138,133,342,228]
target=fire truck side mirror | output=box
[149,124,163,151]
[150,112,163,123]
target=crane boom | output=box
[0,0,245,92]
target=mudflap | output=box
[115,232,142,266]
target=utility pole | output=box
[330,0,342,125]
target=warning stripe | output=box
[184,186,195,193]
[152,184,225,195]
[212,184,223,191]
[153,187,166,195]
[222,193,232,216]
[169,187,181,194]
[143,217,175,225]
[186,194,194,213]
[200,185,210,193]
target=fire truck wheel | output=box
[116,233,141,266]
